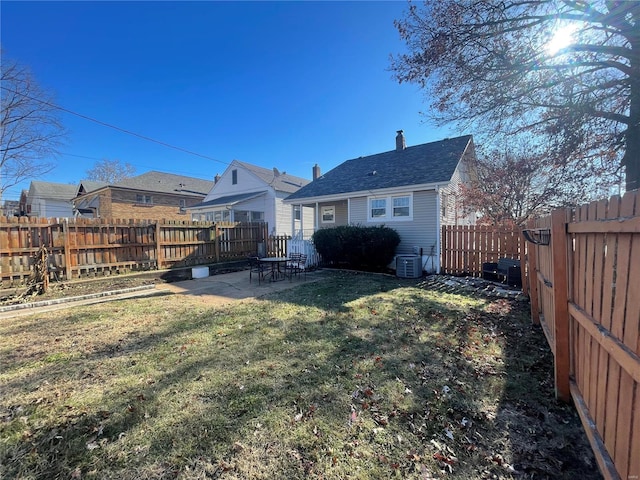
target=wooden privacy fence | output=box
[524,190,639,480]
[0,217,288,286]
[441,225,523,276]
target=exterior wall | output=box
[274,192,292,236]
[80,188,205,221]
[350,190,438,257]
[27,198,71,218]
[203,163,267,200]
[440,155,476,226]
[316,200,348,228]
[28,197,74,218]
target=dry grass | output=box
[0,271,600,479]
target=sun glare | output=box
[546,24,577,55]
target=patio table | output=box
[258,257,289,282]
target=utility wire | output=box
[0,86,231,167]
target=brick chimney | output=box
[313,164,321,180]
[396,130,406,151]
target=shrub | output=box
[312,225,400,272]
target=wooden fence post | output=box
[214,223,220,263]
[551,208,571,402]
[63,218,72,281]
[155,221,163,269]
[526,220,541,325]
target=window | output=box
[321,206,335,223]
[368,194,412,221]
[136,194,152,204]
[179,199,186,212]
[393,196,410,217]
[294,205,301,221]
[235,210,264,222]
[370,198,387,218]
[232,169,238,185]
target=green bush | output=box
[312,225,400,272]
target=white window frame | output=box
[368,193,413,222]
[321,205,335,223]
[293,205,301,221]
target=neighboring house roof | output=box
[190,191,267,209]
[29,181,78,201]
[76,180,108,196]
[234,160,310,193]
[286,135,473,201]
[79,171,214,197]
[117,171,214,196]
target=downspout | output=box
[315,202,319,231]
[347,198,351,224]
[435,186,441,274]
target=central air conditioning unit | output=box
[396,255,422,279]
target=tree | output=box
[391,0,640,191]
[1,52,65,199]
[460,141,616,226]
[85,158,135,184]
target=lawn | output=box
[0,271,600,479]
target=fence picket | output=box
[1,219,278,285]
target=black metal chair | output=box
[285,253,307,281]
[248,256,266,284]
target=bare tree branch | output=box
[391,0,640,191]
[1,51,66,199]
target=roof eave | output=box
[283,181,450,204]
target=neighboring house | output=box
[187,160,311,236]
[284,131,477,273]
[25,181,77,218]
[1,200,20,217]
[73,172,214,221]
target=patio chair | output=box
[285,253,307,281]
[248,256,266,284]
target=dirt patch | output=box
[0,264,247,307]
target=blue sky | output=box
[1,1,454,201]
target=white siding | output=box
[350,196,367,223]
[203,162,268,200]
[440,152,476,226]
[274,193,293,236]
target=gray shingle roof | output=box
[190,191,267,209]
[286,135,473,201]
[30,181,78,200]
[115,171,214,197]
[77,180,108,196]
[234,161,310,194]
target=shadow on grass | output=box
[0,271,600,479]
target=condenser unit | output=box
[396,255,422,279]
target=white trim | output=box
[320,205,335,224]
[347,197,351,224]
[366,193,413,222]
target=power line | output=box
[0,86,231,167]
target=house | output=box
[187,160,310,236]
[284,131,477,273]
[25,181,77,218]
[73,171,214,221]
[1,199,20,217]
